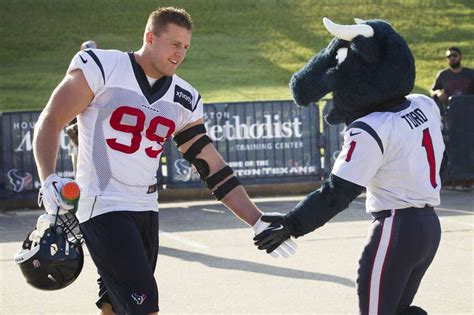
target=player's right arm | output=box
[33,69,93,182]
[33,68,93,215]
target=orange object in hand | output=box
[61,182,81,203]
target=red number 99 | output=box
[106,106,175,158]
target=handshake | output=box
[252,212,297,258]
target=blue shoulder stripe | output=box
[194,94,202,111]
[84,50,105,84]
[348,121,384,154]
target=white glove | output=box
[29,213,57,245]
[253,213,297,258]
[38,174,74,215]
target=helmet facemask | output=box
[14,212,84,290]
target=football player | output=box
[32,7,295,315]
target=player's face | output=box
[149,23,191,77]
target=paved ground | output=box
[0,189,472,314]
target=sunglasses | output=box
[446,54,459,59]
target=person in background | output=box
[430,47,473,186]
[430,46,474,111]
[80,39,98,51]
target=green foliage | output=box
[0,0,472,111]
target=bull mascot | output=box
[254,17,445,315]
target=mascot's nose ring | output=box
[323,17,374,41]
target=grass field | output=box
[0,0,473,111]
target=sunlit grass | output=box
[0,0,472,111]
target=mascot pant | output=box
[356,206,441,314]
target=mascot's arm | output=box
[285,173,364,237]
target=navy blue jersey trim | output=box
[383,100,411,113]
[194,94,202,111]
[128,52,172,104]
[348,121,384,154]
[84,50,105,84]
[88,196,98,220]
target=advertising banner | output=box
[1,111,73,195]
[0,101,323,197]
[167,101,322,187]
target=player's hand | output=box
[253,213,295,255]
[38,174,75,215]
[253,213,297,258]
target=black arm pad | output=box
[212,176,241,200]
[174,124,207,147]
[206,166,234,190]
[285,173,364,238]
[182,135,213,162]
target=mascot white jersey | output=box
[333,94,445,211]
[67,49,203,222]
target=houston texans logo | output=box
[131,293,147,305]
[174,159,195,181]
[7,169,33,192]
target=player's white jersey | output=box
[67,49,203,222]
[332,94,445,212]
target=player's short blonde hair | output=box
[146,7,193,37]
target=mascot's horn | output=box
[323,17,374,41]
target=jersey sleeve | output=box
[332,124,384,187]
[67,49,105,94]
[176,93,204,133]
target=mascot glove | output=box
[38,174,75,215]
[253,213,297,258]
[29,213,57,245]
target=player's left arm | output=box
[174,118,261,226]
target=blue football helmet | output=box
[14,213,84,290]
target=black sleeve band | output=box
[212,176,241,200]
[182,135,213,162]
[205,166,234,190]
[174,124,207,147]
